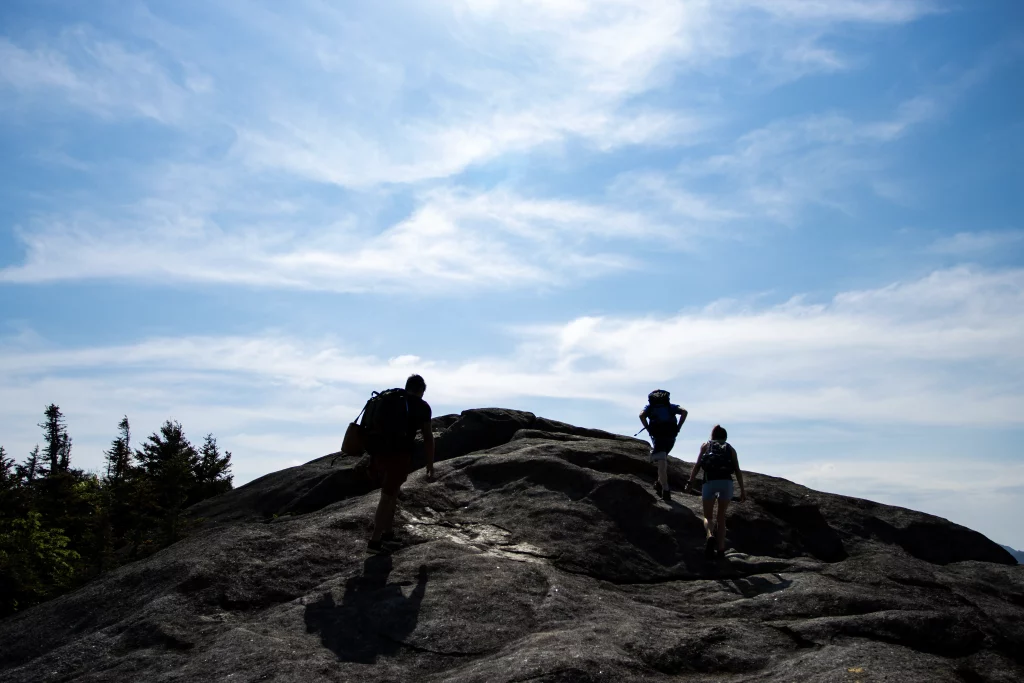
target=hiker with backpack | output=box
[689,425,745,559]
[359,374,434,552]
[638,389,687,502]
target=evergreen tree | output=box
[1,446,30,521]
[34,405,76,544]
[104,417,132,483]
[102,417,137,557]
[193,434,234,504]
[29,405,102,584]
[2,412,239,613]
[17,445,43,484]
[136,421,200,545]
[0,446,13,493]
[0,446,23,522]
[39,404,70,475]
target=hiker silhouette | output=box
[303,554,428,663]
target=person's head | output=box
[711,424,727,442]
[405,374,427,398]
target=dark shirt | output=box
[402,395,432,453]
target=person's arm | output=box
[422,421,435,479]
[688,442,706,489]
[638,409,650,433]
[732,446,745,502]
[676,407,688,433]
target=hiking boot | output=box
[661,488,672,503]
[654,480,663,496]
[716,547,727,560]
[704,535,717,559]
[381,530,397,543]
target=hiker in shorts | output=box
[367,374,434,551]
[689,425,745,559]
[639,389,687,502]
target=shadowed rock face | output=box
[1,408,1021,682]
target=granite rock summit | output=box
[1,409,1021,682]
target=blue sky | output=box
[1,1,1023,547]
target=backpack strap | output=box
[352,391,378,424]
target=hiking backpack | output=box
[646,390,678,436]
[359,388,411,455]
[701,440,735,480]
[648,389,670,406]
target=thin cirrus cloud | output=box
[928,230,1024,255]
[0,187,666,292]
[0,0,947,297]
[0,30,207,124]
[0,64,961,292]
[230,0,938,188]
[228,0,711,187]
[0,1,936,181]
[608,74,993,229]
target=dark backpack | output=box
[645,390,678,437]
[648,389,670,405]
[702,440,735,480]
[360,388,411,455]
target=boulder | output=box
[1,413,1021,682]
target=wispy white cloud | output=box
[928,230,1024,255]
[738,0,938,23]
[233,107,705,189]
[221,0,936,187]
[228,0,715,186]
[0,0,941,185]
[4,60,967,293]
[2,266,1021,432]
[0,0,950,295]
[0,186,667,292]
[0,29,206,123]
[615,90,951,224]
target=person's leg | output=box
[370,492,394,543]
[702,487,718,557]
[657,458,669,491]
[714,480,734,553]
[379,453,411,537]
[702,497,716,539]
[716,499,730,552]
[382,493,399,534]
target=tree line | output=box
[0,405,233,617]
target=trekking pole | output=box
[633,426,648,437]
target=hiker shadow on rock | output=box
[304,554,428,664]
